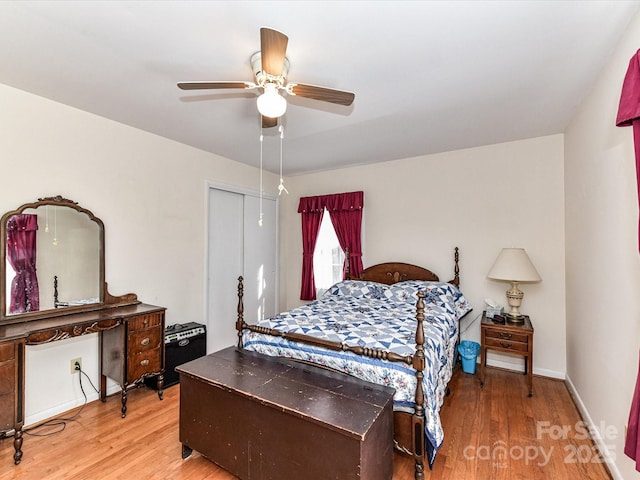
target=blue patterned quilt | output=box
[242,279,472,464]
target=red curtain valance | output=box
[298,191,364,213]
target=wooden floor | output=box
[0,367,612,480]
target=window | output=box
[298,191,363,301]
[313,209,345,298]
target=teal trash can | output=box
[458,340,480,374]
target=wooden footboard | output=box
[236,278,429,480]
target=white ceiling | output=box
[1,1,638,175]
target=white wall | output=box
[565,10,640,480]
[0,83,279,424]
[282,134,566,377]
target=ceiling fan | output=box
[177,27,355,128]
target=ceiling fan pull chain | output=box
[259,133,264,226]
[278,126,288,196]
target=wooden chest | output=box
[177,347,395,480]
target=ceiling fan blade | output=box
[287,83,355,106]
[177,81,255,90]
[260,27,288,76]
[262,116,278,128]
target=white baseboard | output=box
[485,356,565,380]
[25,384,122,427]
[25,392,100,427]
[565,374,623,480]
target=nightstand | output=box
[479,311,534,397]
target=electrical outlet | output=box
[70,357,82,374]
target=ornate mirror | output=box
[0,196,135,323]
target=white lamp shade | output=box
[487,248,541,283]
[257,83,287,118]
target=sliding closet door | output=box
[242,195,277,324]
[207,187,277,353]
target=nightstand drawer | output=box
[484,337,529,352]
[485,329,529,344]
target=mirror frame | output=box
[0,195,137,324]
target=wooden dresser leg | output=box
[121,389,127,418]
[13,429,23,465]
[527,354,533,397]
[479,345,486,388]
[157,374,164,401]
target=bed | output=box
[234,248,472,479]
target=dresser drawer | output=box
[127,348,161,383]
[0,391,15,431]
[128,328,162,355]
[485,329,529,344]
[0,362,15,396]
[484,337,529,352]
[128,313,163,332]
[0,343,15,364]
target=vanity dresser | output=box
[0,196,166,465]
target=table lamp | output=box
[487,247,541,324]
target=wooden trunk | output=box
[178,347,395,480]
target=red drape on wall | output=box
[618,49,640,472]
[6,214,40,313]
[328,207,364,280]
[298,191,364,301]
[298,208,324,301]
[616,48,640,251]
[626,351,640,472]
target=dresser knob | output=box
[141,338,150,346]
[140,359,150,366]
[499,342,512,349]
[499,333,512,339]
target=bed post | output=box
[412,291,426,480]
[453,246,460,286]
[344,247,351,280]
[447,246,460,287]
[236,276,245,348]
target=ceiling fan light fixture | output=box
[257,83,287,118]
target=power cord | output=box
[24,362,100,437]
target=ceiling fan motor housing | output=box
[250,51,289,89]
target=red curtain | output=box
[618,51,640,472]
[298,208,324,301]
[616,48,640,250]
[626,350,640,472]
[298,191,364,300]
[328,209,364,280]
[6,214,40,313]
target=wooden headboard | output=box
[360,262,440,285]
[348,247,460,287]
